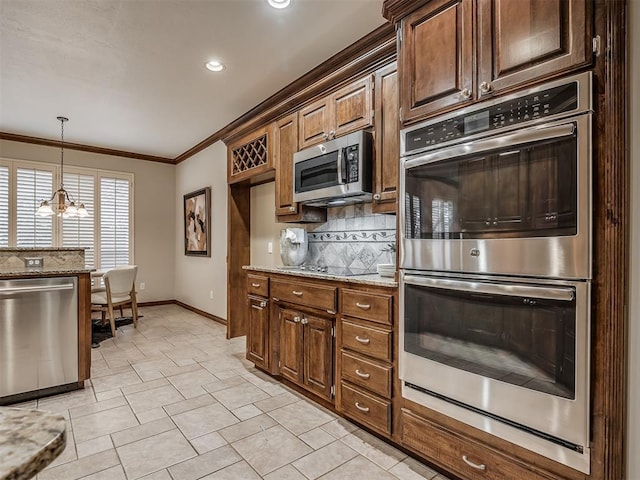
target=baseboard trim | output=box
[137,299,227,326]
[174,300,227,326]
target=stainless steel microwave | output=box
[293,130,372,207]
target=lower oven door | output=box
[399,272,590,465]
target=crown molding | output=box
[0,132,174,164]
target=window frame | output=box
[0,157,134,268]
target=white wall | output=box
[174,141,227,319]
[250,181,304,267]
[0,139,176,303]
[627,1,640,478]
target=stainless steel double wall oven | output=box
[399,72,592,473]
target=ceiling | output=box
[0,0,388,160]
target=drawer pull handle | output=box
[355,302,371,310]
[355,369,370,379]
[355,402,370,412]
[251,305,263,311]
[292,290,303,296]
[355,336,370,345]
[251,283,261,288]
[462,455,486,471]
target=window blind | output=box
[62,172,95,267]
[100,176,130,268]
[0,166,9,247]
[16,167,53,247]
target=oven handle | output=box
[403,123,576,169]
[403,275,575,301]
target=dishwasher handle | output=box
[0,283,75,295]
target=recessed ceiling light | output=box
[205,61,225,72]
[268,0,291,9]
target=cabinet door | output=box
[332,76,373,138]
[246,296,269,369]
[373,63,399,214]
[476,0,590,98]
[275,114,299,216]
[399,0,473,124]
[299,97,330,149]
[303,315,334,401]
[279,308,304,384]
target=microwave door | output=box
[294,149,340,194]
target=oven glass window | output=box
[404,133,577,239]
[404,283,576,399]
[295,150,340,193]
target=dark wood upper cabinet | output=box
[373,62,400,214]
[275,114,299,217]
[299,76,373,150]
[398,0,591,124]
[399,0,474,124]
[476,0,591,98]
[274,114,327,224]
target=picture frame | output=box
[183,187,211,257]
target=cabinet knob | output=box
[329,130,335,139]
[479,81,492,94]
[460,88,472,99]
[373,193,381,202]
[322,132,329,140]
[289,206,296,212]
[293,316,301,323]
[300,317,308,325]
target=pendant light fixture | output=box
[36,116,88,218]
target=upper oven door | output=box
[400,114,591,279]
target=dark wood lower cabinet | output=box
[246,295,269,370]
[278,306,334,402]
[400,408,557,480]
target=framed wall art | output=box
[184,187,211,256]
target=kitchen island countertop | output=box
[0,407,67,480]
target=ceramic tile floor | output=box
[11,304,452,480]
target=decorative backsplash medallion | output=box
[305,203,396,272]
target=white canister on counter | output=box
[280,228,308,266]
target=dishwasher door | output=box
[0,276,78,401]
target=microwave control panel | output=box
[404,81,579,154]
[344,145,359,183]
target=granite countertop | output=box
[0,267,94,278]
[0,408,67,480]
[244,265,397,287]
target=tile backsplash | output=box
[305,203,396,272]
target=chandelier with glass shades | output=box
[36,116,88,218]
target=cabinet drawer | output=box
[341,319,391,362]
[247,274,269,297]
[340,381,391,435]
[341,350,391,398]
[341,289,392,325]
[401,409,550,480]
[272,279,337,311]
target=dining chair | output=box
[91,265,139,338]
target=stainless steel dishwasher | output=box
[0,276,79,404]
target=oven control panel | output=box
[404,82,579,153]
